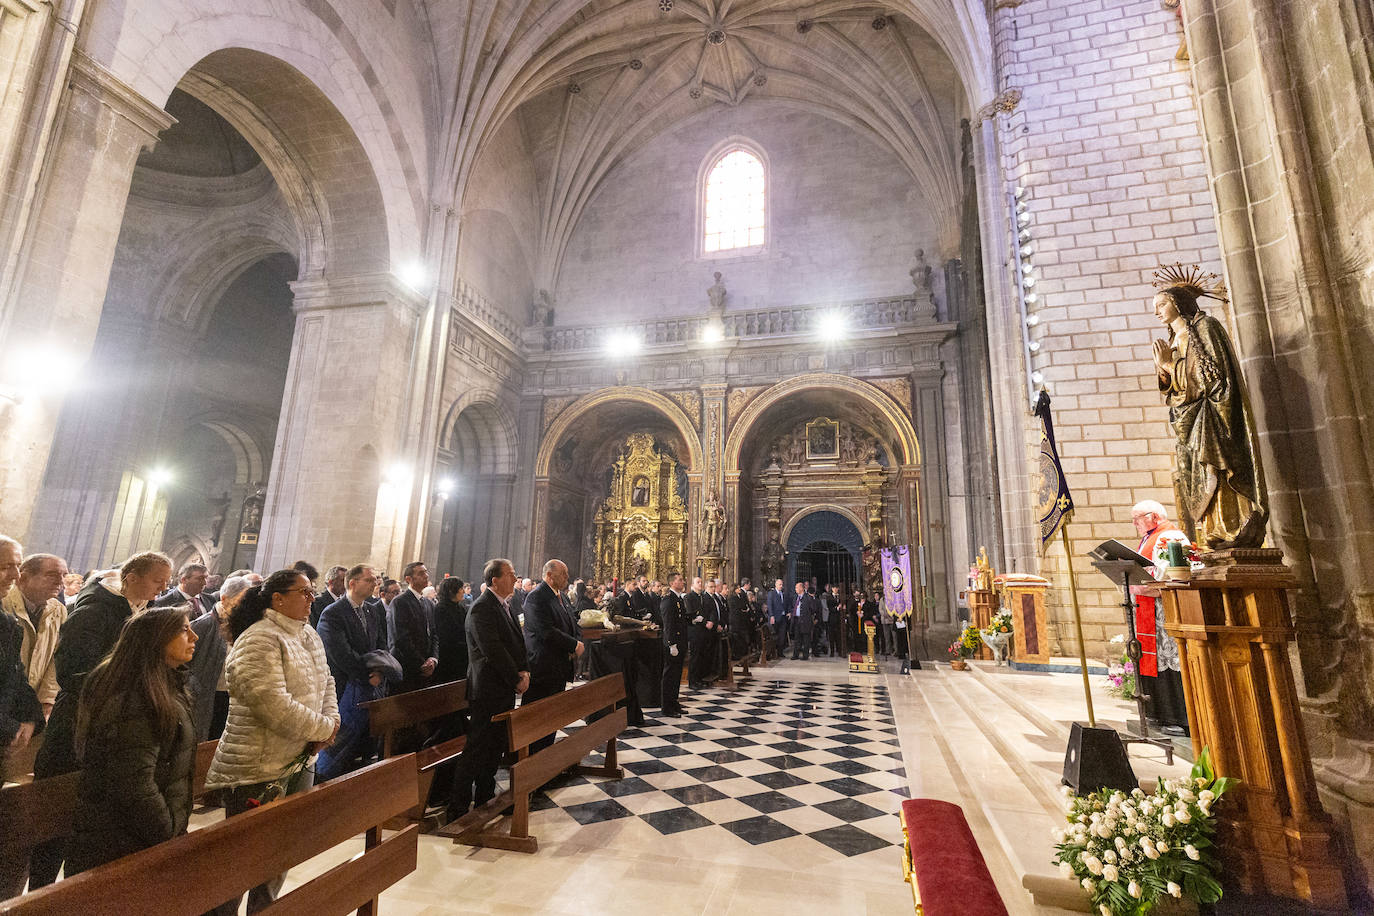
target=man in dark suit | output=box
[309,565,348,628]
[728,579,752,660]
[316,565,387,780]
[658,571,687,717]
[153,561,210,618]
[790,581,817,660]
[521,559,583,754]
[685,576,712,689]
[389,561,437,694]
[766,578,788,657]
[630,576,658,625]
[447,559,529,820]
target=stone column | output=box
[1182,0,1374,888]
[0,51,173,539]
[702,383,727,578]
[254,274,426,571]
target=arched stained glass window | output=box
[702,147,766,254]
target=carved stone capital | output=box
[69,51,175,146]
[975,88,1023,124]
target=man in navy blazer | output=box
[521,559,583,753]
[448,558,530,819]
[316,564,388,780]
[389,561,438,694]
[766,578,788,656]
[658,572,688,717]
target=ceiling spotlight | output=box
[1026,314,1040,327]
[1031,370,1045,385]
[147,467,173,488]
[1014,185,1027,198]
[1025,292,1038,304]
[1015,201,1028,214]
[701,323,724,344]
[1023,275,1036,288]
[1018,228,1031,242]
[1021,262,1034,274]
[816,311,847,341]
[1020,244,1033,258]
[436,477,456,497]
[604,330,640,355]
[1017,212,1031,226]
[1028,341,1041,352]
[396,260,427,291]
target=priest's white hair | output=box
[1131,499,1168,517]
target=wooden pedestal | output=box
[967,589,996,660]
[1159,551,1347,910]
[1002,575,1050,666]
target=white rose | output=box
[1162,811,1175,827]
[1168,881,1182,898]
[1087,857,1104,876]
[1102,864,1119,882]
[1199,789,1215,803]
[1176,809,1192,824]
[1104,850,1117,864]
[1082,878,1096,891]
[1128,880,1142,899]
[1144,844,1160,860]
[1100,906,1112,916]
[1115,837,1127,851]
[1059,861,1074,879]
[1139,837,1154,852]
[1185,844,1200,861]
[1156,841,1169,853]
[1196,776,1209,788]
[1132,788,1145,799]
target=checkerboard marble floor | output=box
[535,679,909,858]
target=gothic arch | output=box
[535,387,704,477]
[723,373,921,472]
[440,395,519,477]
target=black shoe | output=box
[689,681,704,690]
[662,707,684,717]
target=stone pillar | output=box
[702,383,727,577]
[255,274,426,572]
[0,51,173,539]
[1181,0,1374,889]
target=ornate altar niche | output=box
[592,433,688,582]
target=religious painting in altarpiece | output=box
[593,433,688,582]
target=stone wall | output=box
[552,101,943,324]
[992,0,1222,658]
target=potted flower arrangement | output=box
[981,611,1014,665]
[1105,635,1138,700]
[947,625,982,670]
[1052,747,1236,915]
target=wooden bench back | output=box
[0,739,219,864]
[1,755,420,916]
[362,679,467,739]
[499,674,625,752]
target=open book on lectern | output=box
[1088,540,1157,578]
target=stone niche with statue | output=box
[592,433,687,583]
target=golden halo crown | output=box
[1152,262,1229,302]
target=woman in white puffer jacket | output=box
[205,568,338,914]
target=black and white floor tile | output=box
[536,679,908,858]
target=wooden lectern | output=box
[1158,549,1347,910]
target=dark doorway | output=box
[793,539,857,594]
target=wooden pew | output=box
[0,740,220,897]
[360,679,468,825]
[439,673,626,854]
[1,754,420,916]
[899,799,1009,916]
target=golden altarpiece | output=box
[592,434,687,582]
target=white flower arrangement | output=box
[1052,747,1236,914]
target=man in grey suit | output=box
[790,581,817,660]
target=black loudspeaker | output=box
[1062,722,1138,795]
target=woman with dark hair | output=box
[66,606,198,875]
[432,577,469,685]
[1151,276,1267,548]
[30,550,173,888]
[205,569,338,913]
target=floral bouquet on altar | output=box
[947,625,982,660]
[1052,747,1236,915]
[1105,635,1138,700]
[982,610,1013,637]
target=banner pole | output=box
[1060,523,1096,728]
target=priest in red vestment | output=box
[1130,499,1190,731]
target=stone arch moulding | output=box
[198,418,268,486]
[723,372,921,472]
[695,135,772,261]
[534,387,706,477]
[152,232,297,333]
[172,52,391,280]
[780,504,871,548]
[439,394,520,477]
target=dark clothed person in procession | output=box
[448,559,529,819]
[66,606,198,876]
[658,572,688,717]
[389,562,438,695]
[521,560,584,754]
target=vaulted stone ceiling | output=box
[430,0,980,293]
